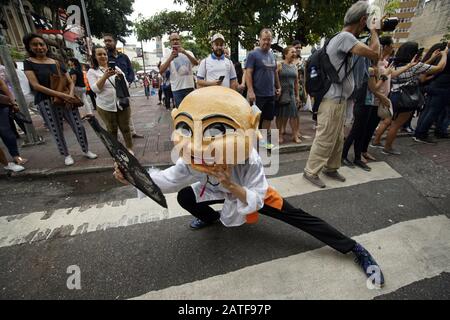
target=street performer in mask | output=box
[114,86,385,287]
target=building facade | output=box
[408,0,450,48]
[391,0,419,47]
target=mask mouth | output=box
[191,155,216,165]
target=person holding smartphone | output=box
[197,33,238,91]
[159,33,199,108]
[87,46,133,152]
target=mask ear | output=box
[171,108,178,120]
[251,112,261,130]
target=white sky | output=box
[123,0,187,51]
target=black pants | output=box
[343,104,380,161]
[177,187,356,254]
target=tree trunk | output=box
[230,21,239,63]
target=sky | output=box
[123,0,187,51]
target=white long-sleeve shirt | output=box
[87,66,124,112]
[139,149,269,227]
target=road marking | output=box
[131,215,450,300]
[0,162,401,248]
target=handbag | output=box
[11,110,32,124]
[397,82,425,111]
[377,105,392,119]
[49,61,83,108]
[104,71,130,109]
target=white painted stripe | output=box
[131,215,450,300]
[0,162,401,248]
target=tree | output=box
[174,0,354,62]
[28,0,134,38]
[135,10,193,41]
[135,10,210,60]
[384,0,400,16]
[131,60,141,72]
[136,0,354,62]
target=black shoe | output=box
[342,158,355,168]
[352,243,385,287]
[435,133,449,139]
[323,170,346,182]
[354,159,372,172]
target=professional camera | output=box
[381,17,399,32]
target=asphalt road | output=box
[0,137,449,300]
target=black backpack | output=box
[305,33,355,104]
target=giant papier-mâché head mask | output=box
[171,86,261,173]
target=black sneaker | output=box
[354,159,372,172]
[352,243,385,287]
[435,133,449,139]
[342,158,355,168]
[412,136,436,144]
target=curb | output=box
[1,134,419,179]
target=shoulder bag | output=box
[50,61,83,109]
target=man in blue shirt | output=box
[245,29,281,149]
[104,34,144,138]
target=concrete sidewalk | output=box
[1,89,318,178]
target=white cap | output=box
[211,33,225,43]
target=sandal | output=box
[363,153,377,162]
[14,157,28,165]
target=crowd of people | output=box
[0,0,448,176]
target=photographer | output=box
[414,42,450,142]
[87,47,133,152]
[159,33,198,107]
[382,42,447,155]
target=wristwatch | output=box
[380,75,388,81]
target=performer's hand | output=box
[113,163,129,185]
[209,165,233,189]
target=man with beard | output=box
[197,33,238,90]
[103,34,144,138]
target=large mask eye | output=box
[175,122,192,137]
[203,123,235,138]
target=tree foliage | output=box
[442,25,450,42]
[28,0,134,38]
[135,0,355,62]
[135,10,193,41]
[384,0,400,16]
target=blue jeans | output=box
[0,107,19,158]
[172,88,194,108]
[415,88,450,139]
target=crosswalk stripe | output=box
[131,215,450,300]
[0,162,401,248]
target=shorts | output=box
[390,91,413,120]
[256,96,276,121]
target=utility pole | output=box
[80,0,93,56]
[17,0,32,34]
[141,41,146,74]
[0,37,43,145]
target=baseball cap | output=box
[211,33,225,43]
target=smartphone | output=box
[108,61,116,70]
[416,48,424,60]
[218,76,225,82]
